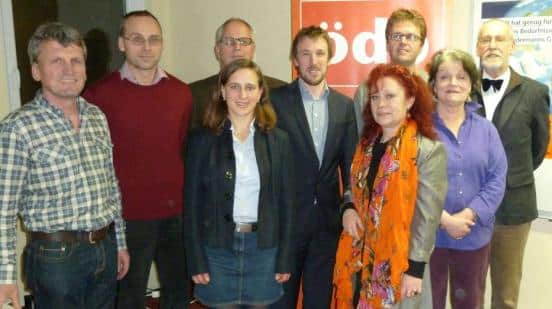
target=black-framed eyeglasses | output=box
[389,32,422,42]
[220,37,254,47]
[123,35,163,46]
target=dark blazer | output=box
[475,68,550,224]
[270,80,357,232]
[184,123,295,276]
[188,74,286,130]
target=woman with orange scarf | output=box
[333,64,447,309]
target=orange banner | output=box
[291,0,449,97]
[546,115,552,159]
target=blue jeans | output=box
[24,229,118,309]
[117,215,189,309]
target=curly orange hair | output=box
[361,64,436,143]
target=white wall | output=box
[0,3,12,118]
[148,0,292,84]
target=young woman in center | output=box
[184,59,294,308]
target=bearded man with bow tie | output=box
[474,18,550,309]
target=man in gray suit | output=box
[269,26,357,309]
[475,19,550,309]
[188,17,285,129]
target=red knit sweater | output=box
[83,71,192,220]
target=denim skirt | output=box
[195,232,283,307]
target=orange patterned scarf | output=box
[333,120,419,309]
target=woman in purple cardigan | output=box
[428,48,507,309]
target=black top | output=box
[366,137,387,200]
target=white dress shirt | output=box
[481,68,511,121]
[231,121,260,223]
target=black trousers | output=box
[270,211,339,309]
[117,215,189,309]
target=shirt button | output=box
[459,191,463,195]
[168,200,175,208]
[458,172,463,176]
[225,170,233,179]
[224,192,233,200]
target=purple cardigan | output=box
[433,102,507,250]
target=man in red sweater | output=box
[83,10,191,309]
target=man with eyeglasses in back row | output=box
[188,17,286,130]
[83,10,192,309]
[353,8,428,135]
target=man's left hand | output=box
[117,249,130,280]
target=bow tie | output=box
[482,78,504,92]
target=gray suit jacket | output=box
[393,135,447,309]
[188,73,286,130]
[475,68,550,224]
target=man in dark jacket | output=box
[269,26,357,309]
[188,17,286,130]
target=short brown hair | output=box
[290,26,333,60]
[203,59,276,133]
[362,64,436,141]
[120,10,162,37]
[28,22,86,64]
[427,48,480,100]
[385,8,427,43]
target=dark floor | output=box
[145,297,206,308]
[190,301,207,308]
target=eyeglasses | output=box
[478,35,511,45]
[389,32,422,42]
[220,37,254,47]
[123,35,163,46]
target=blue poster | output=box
[481,0,552,105]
